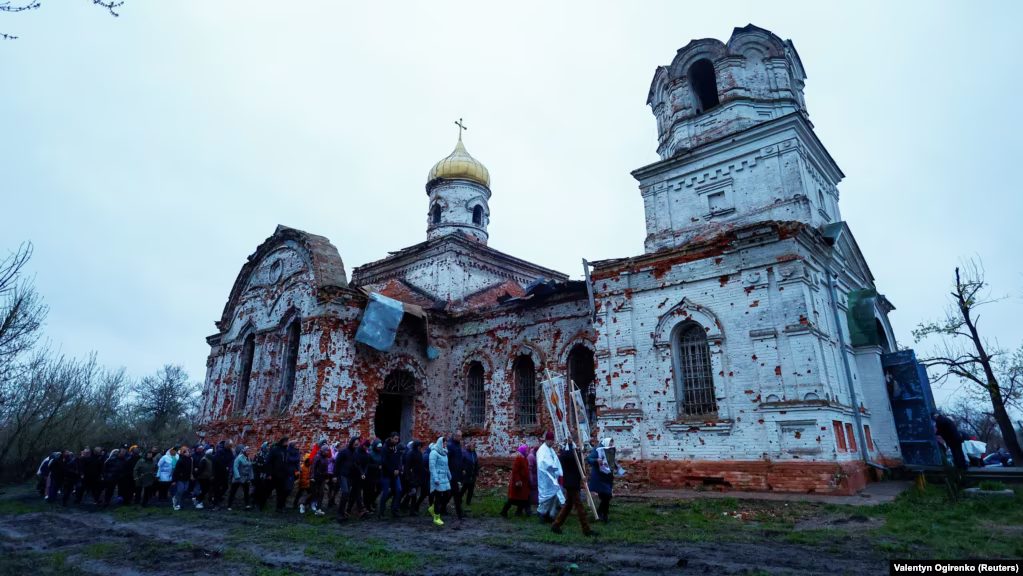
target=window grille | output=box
[467,362,485,426]
[515,356,536,427]
[673,324,717,417]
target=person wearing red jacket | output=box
[500,445,532,517]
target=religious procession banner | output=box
[541,375,572,442]
[570,388,590,445]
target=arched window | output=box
[472,205,484,226]
[467,361,485,426]
[672,323,717,417]
[237,333,256,413]
[431,204,442,225]
[281,319,300,411]
[688,59,719,114]
[567,344,597,426]
[514,355,537,426]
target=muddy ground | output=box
[0,488,892,576]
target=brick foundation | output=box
[478,457,873,495]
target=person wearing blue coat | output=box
[586,438,620,524]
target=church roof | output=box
[427,134,490,190]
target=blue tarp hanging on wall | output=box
[882,349,941,466]
[355,292,405,352]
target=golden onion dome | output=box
[427,134,490,188]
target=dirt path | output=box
[0,493,888,575]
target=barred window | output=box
[672,323,717,417]
[467,362,485,426]
[237,333,256,412]
[515,355,537,427]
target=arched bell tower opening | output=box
[688,58,719,114]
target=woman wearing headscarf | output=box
[427,437,450,527]
[500,445,532,517]
[587,438,624,523]
[229,445,253,510]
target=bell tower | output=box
[425,119,491,245]
[637,25,843,253]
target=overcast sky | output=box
[2,1,1021,410]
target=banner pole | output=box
[552,370,598,520]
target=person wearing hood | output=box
[334,437,360,522]
[445,431,465,519]
[133,450,157,507]
[365,439,383,513]
[157,447,177,502]
[587,438,623,523]
[347,438,371,519]
[194,448,215,509]
[252,441,270,509]
[295,453,312,512]
[551,441,597,537]
[286,440,301,493]
[535,432,564,523]
[229,445,254,510]
[501,445,532,518]
[172,446,194,510]
[211,440,235,510]
[307,447,330,515]
[264,437,290,513]
[121,446,140,504]
[399,440,424,515]
[427,436,450,526]
[83,447,104,505]
[461,438,480,508]
[378,432,403,519]
[101,449,124,506]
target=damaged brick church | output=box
[199,25,909,494]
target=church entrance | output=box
[374,369,417,443]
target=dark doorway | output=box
[374,370,417,442]
[567,344,597,429]
[374,394,405,442]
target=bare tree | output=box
[0,242,48,395]
[944,397,1003,448]
[131,364,199,448]
[913,259,1023,464]
[2,0,123,41]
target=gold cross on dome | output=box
[455,118,467,139]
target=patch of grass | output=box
[978,480,1006,491]
[871,485,1023,559]
[0,550,86,576]
[0,497,46,515]
[83,542,118,559]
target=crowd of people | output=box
[34,428,623,536]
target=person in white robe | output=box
[535,431,564,522]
